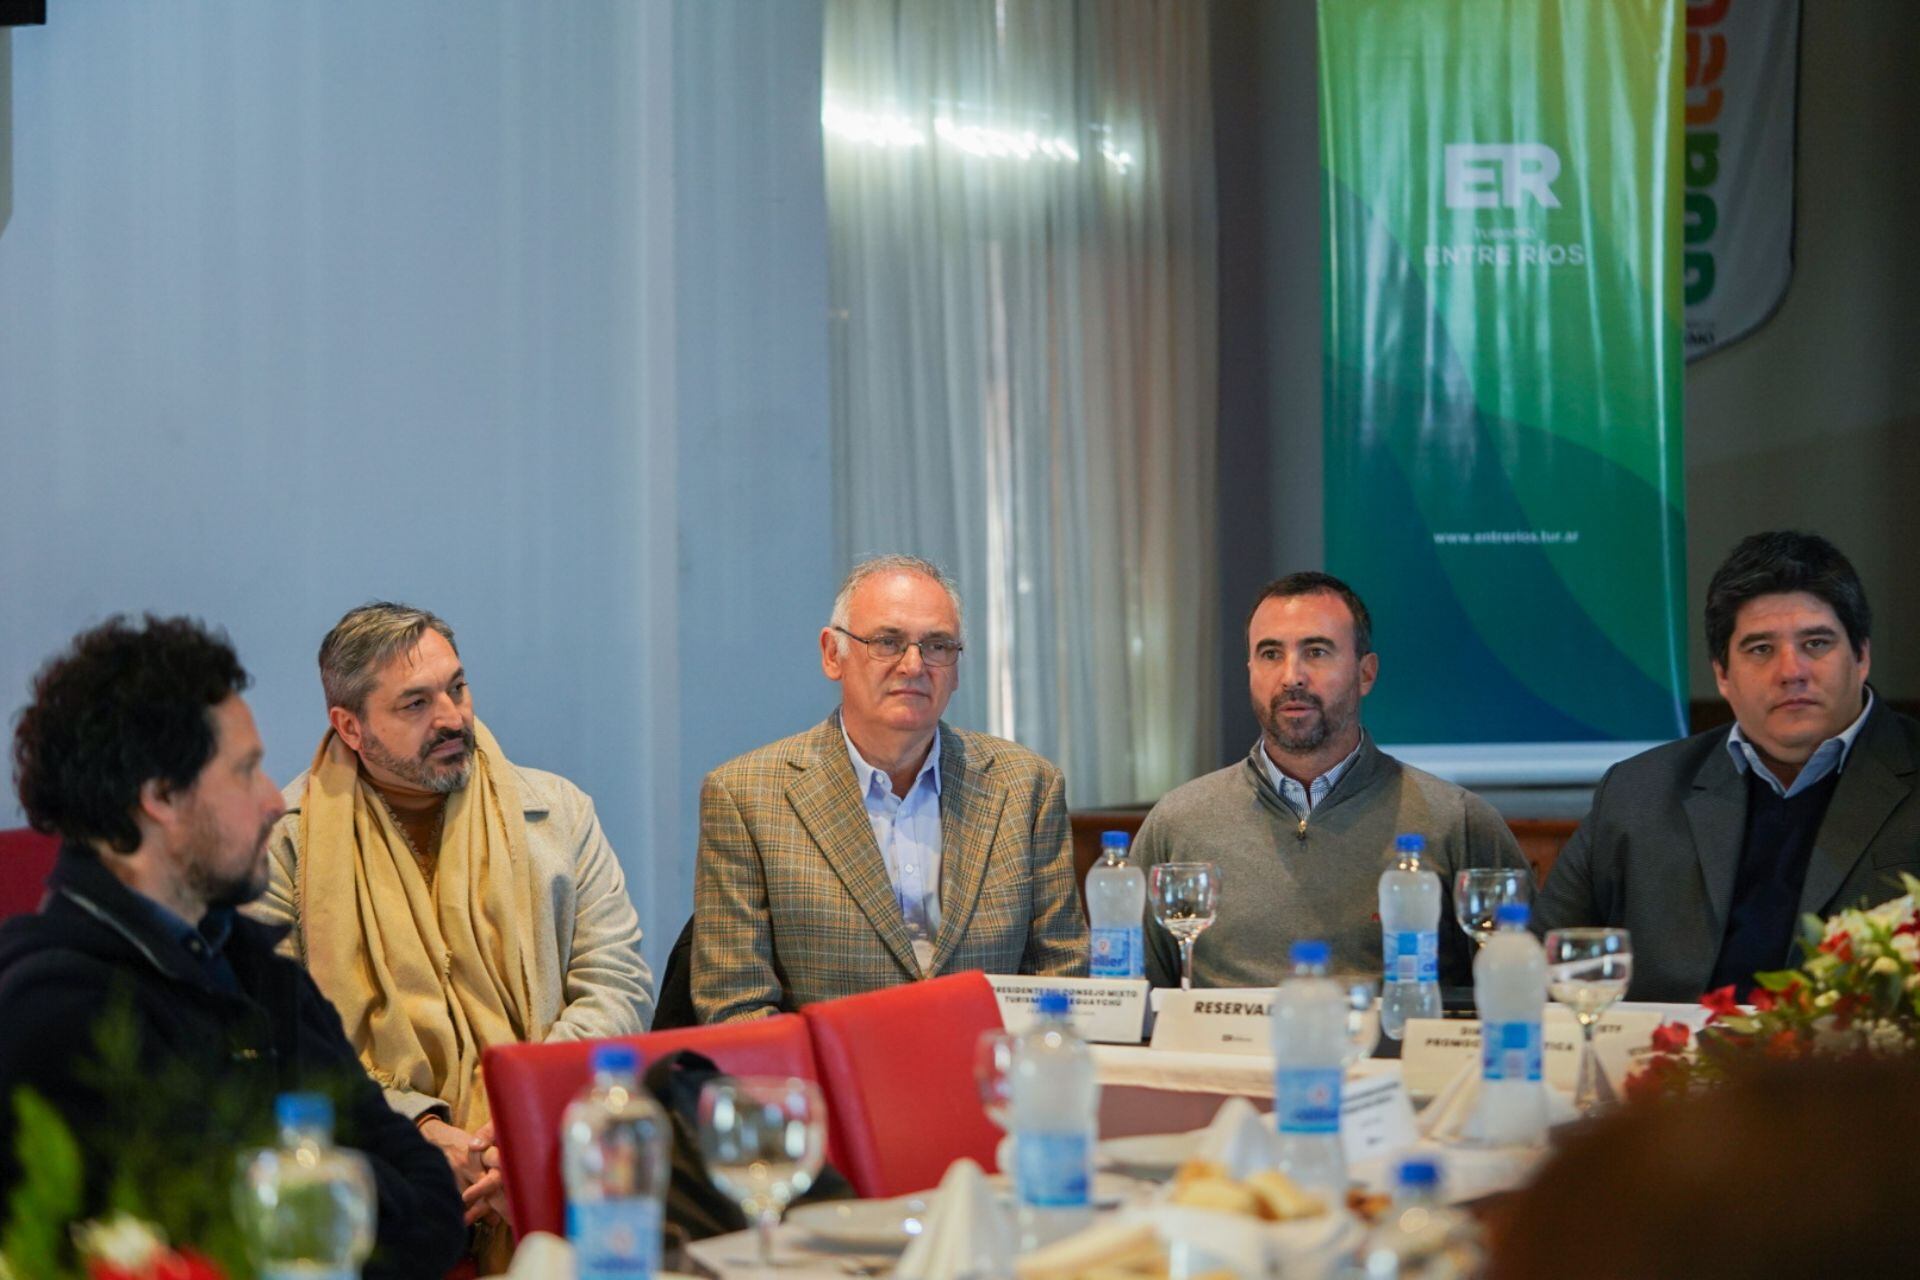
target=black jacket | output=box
[1536,699,1920,1001]
[0,847,466,1279]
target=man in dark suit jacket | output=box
[1538,532,1920,1001]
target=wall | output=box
[1213,0,1919,768]
[1683,0,1920,693]
[0,1,835,975]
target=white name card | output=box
[988,975,1150,1044]
[1148,988,1276,1056]
[1400,1008,1667,1097]
[1340,1072,1419,1165]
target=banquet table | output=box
[683,1054,1546,1279]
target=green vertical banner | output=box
[1319,0,1688,774]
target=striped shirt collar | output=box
[1726,687,1873,799]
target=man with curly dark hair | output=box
[0,616,465,1280]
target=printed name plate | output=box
[1340,1071,1419,1165]
[988,975,1150,1044]
[1147,988,1277,1056]
[1400,1008,1667,1097]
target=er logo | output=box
[1443,143,1562,209]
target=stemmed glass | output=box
[1454,868,1533,951]
[1148,862,1220,991]
[1328,973,1381,1065]
[974,1028,1018,1173]
[1543,928,1633,1117]
[698,1076,828,1270]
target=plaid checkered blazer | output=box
[692,714,1089,1022]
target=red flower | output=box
[88,1250,225,1280]
[1650,1022,1691,1053]
[1625,1052,1692,1103]
[1749,987,1777,1013]
[1819,932,1854,962]
[1764,1029,1803,1061]
[1700,985,1741,1022]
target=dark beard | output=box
[1258,689,1330,754]
[361,725,475,794]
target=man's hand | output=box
[461,1121,513,1228]
[417,1116,486,1193]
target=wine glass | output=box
[974,1028,1017,1173]
[1328,973,1381,1065]
[698,1076,827,1269]
[1454,868,1533,951]
[1148,861,1220,991]
[1543,928,1633,1117]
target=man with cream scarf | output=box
[250,602,653,1247]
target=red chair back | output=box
[800,971,1006,1198]
[0,828,60,921]
[482,1015,823,1236]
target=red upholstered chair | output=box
[0,827,60,921]
[800,970,1007,1198]
[482,1014,823,1237]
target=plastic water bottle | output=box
[1345,1157,1484,1278]
[1378,833,1443,1039]
[562,1043,672,1280]
[1010,990,1100,1251]
[1470,903,1549,1147]
[1085,830,1147,979]
[1269,940,1349,1198]
[234,1093,376,1280]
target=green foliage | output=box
[1,1088,84,1279]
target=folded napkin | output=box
[504,1231,574,1278]
[896,1158,1016,1280]
[1419,1057,1577,1145]
[1189,1095,1280,1178]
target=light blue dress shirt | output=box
[843,725,944,973]
[1726,688,1874,799]
[1259,736,1365,819]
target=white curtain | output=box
[822,0,1218,806]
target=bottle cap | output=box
[1290,940,1331,967]
[1101,831,1131,853]
[1495,902,1531,928]
[1394,833,1426,855]
[1396,1157,1441,1189]
[1035,990,1072,1018]
[590,1043,640,1075]
[276,1092,332,1132]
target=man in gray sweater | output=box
[1135,572,1529,989]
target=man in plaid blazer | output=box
[693,555,1088,1022]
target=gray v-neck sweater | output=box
[1133,735,1529,990]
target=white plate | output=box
[986,1169,1143,1208]
[786,1195,932,1250]
[1097,1129,1204,1178]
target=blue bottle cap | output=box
[276,1092,332,1131]
[1394,833,1426,854]
[1290,939,1331,967]
[1396,1157,1441,1189]
[1101,831,1131,852]
[590,1043,640,1075]
[1035,990,1072,1017]
[1495,902,1531,928]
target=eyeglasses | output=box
[832,625,965,667]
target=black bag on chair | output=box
[643,1048,855,1249]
